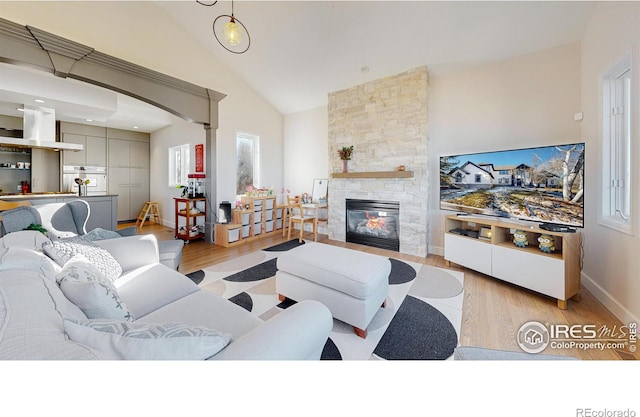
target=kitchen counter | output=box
[0,194,119,232]
[0,192,78,199]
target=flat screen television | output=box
[439,142,585,228]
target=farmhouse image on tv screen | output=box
[440,142,585,227]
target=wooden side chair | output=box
[286,196,316,243]
[315,206,328,235]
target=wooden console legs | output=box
[557,293,582,310]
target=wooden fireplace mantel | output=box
[331,171,414,179]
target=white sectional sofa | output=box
[0,231,333,360]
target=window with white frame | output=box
[168,144,190,187]
[601,54,632,233]
[236,132,260,195]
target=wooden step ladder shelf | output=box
[135,201,161,229]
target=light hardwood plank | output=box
[122,223,639,361]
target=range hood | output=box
[0,106,83,151]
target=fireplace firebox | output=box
[346,199,400,251]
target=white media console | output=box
[443,214,581,309]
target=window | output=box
[168,144,190,187]
[601,54,633,234]
[236,132,260,195]
[475,174,481,183]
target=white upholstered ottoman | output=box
[276,242,390,338]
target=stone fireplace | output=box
[327,67,429,257]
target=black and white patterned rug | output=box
[187,240,464,360]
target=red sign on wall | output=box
[195,144,204,173]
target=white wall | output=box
[428,42,582,252]
[1,1,284,217]
[149,116,206,227]
[580,2,640,324]
[283,106,329,199]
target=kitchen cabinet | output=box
[62,134,106,166]
[108,167,149,222]
[0,148,31,194]
[107,136,149,168]
[108,167,131,221]
[30,148,60,192]
[106,129,150,221]
[60,122,107,167]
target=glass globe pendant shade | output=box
[223,17,243,46]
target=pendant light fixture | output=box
[196,1,217,6]
[212,0,251,54]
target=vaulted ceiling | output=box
[160,1,596,114]
[0,1,597,130]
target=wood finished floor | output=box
[125,222,638,361]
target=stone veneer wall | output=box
[327,66,429,256]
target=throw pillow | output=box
[0,247,60,278]
[63,318,232,360]
[56,255,134,321]
[43,236,122,282]
[83,228,122,242]
[0,230,51,251]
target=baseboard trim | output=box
[429,245,444,257]
[581,271,639,325]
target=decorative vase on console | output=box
[338,145,354,173]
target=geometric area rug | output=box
[187,240,464,360]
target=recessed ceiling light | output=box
[133,126,139,129]
[34,99,45,103]
[86,119,93,122]
[17,108,24,112]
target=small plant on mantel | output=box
[338,145,354,160]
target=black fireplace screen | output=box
[346,199,399,251]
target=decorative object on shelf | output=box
[20,180,30,194]
[338,145,354,160]
[338,145,354,173]
[212,0,251,54]
[538,234,556,253]
[74,178,88,196]
[513,229,528,247]
[479,227,492,240]
[175,185,189,197]
[398,165,406,171]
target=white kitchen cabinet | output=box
[106,129,150,221]
[108,167,131,221]
[60,123,107,167]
